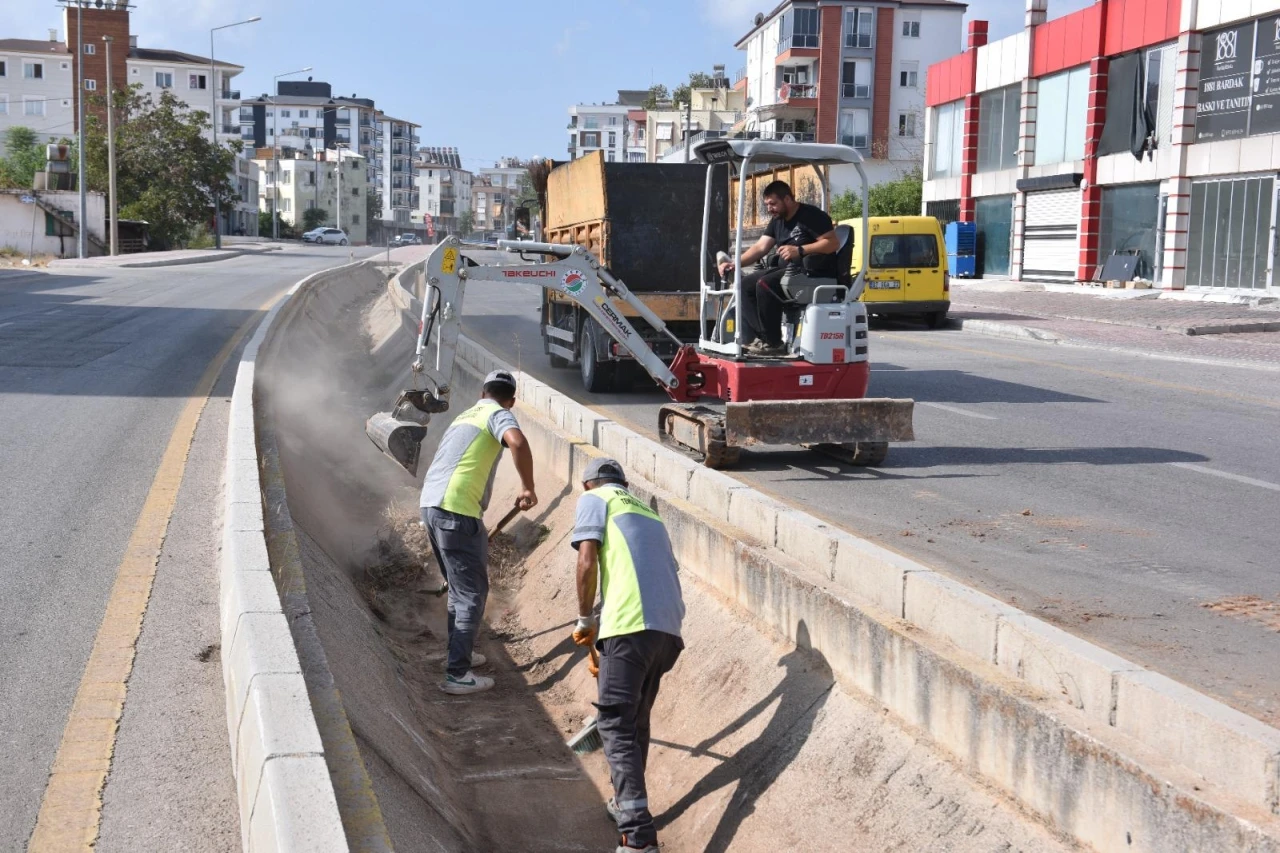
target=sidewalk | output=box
[948,282,1280,367]
[48,243,283,270]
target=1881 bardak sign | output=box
[1196,15,1280,141]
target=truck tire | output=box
[579,323,617,394]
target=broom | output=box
[567,647,603,754]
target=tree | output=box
[458,209,474,236]
[672,71,716,108]
[829,169,924,221]
[302,207,327,231]
[643,84,670,110]
[513,172,539,215]
[82,84,241,249]
[0,127,54,190]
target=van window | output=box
[869,233,939,268]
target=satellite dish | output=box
[754,12,764,25]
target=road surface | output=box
[456,251,1280,727]
[0,245,377,851]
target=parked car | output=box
[303,227,349,246]
[398,233,421,245]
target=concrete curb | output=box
[432,317,1280,850]
[49,245,283,270]
[218,260,370,852]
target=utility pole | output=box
[103,35,118,256]
[684,95,693,164]
[210,16,261,249]
[76,1,86,259]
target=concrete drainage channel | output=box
[220,257,1280,852]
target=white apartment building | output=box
[0,35,75,151]
[255,148,367,243]
[650,85,748,163]
[126,47,243,148]
[566,91,649,161]
[735,0,964,185]
[379,113,419,230]
[415,147,472,238]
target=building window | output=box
[841,61,869,99]
[976,84,1020,172]
[352,214,360,225]
[189,73,207,90]
[844,8,874,48]
[901,15,921,38]
[1187,177,1273,289]
[897,113,916,137]
[838,109,869,149]
[583,116,599,129]
[83,43,95,55]
[155,71,172,88]
[24,62,44,79]
[352,188,359,197]
[281,199,291,212]
[608,131,617,147]
[779,7,821,52]
[606,150,616,161]
[84,79,96,91]
[281,109,290,118]
[1144,43,1177,149]
[608,116,618,125]
[899,62,918,88]
[300,109,309,118]
[282,171,291,184]
[581,131,601,147]
[24,97,45,117]
[1034,65,1089,165]
[0,60,7,77]
[930,99,964,178]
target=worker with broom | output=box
[570,458,685,853]
[420,369,537,696]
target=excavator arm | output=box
[366,238,692,474]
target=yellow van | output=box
[839,215,950,328]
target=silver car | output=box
[304,227,348,246]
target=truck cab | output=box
[841,215,949,328]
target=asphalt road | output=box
[0,245,377,850]
[456,251,1280,726]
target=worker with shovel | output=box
[420,369,537,695]
[571,458,685,853]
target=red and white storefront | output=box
[922,0,1280,293]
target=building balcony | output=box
[359,117,374,127]
[844,32,873,49]
[219,89,241,101]
[222,124,239,134]
[776,33,820,62]
[335,115,350,125]
[241,126,256,138]
[778,83,817,102]
[841,83,870,100]
[239,109,255,121]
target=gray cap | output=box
[583,457,626,484]
[484,369,516,390]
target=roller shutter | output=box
[1023,189,1080,284]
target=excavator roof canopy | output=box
[692,138,867,168]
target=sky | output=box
[11,0,1094,168]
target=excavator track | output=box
[657,404,741,469]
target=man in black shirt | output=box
[717,180,840,355]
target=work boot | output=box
[604,796,620,824]
[615,836,658,852]
[439,671,494,695]
[743,339,767,354]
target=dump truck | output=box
[539,151,729,392]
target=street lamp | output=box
[271,66,313,240]
[209,15,261,249]
[103,35,118,256]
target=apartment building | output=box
[735,0,964,184]
[241,82,379,188]
[650,81,748,163]
[415,147,472,238]
[1,6,246,152]
[254,147,367,243]
[379,113,419,231]
[471,178,513,232]
[922,0,1280,294]
[567,90,649,161]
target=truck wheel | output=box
[848,441,889,466]
[926,311,948,330]
[579,324,617,393]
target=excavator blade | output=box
[723,398,915,447]
[365,412,428,476]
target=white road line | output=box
[1170,462,1280,492]
[918,401,998,420]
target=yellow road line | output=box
[879,332,1280,410]
[28,302,275,852]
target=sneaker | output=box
[616,837,658,852]
[470,651,487,667]
[439,671,494,695]
[604,796,620,825]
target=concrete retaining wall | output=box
[219,262,371,852]
[439,313,1280,851]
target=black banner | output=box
[1251,16,1280,136]
[1195,22,1254,142]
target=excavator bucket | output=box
[365,389,451,476]
[723,398,915,447]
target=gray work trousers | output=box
[422,507,488,679]
[595,630,683,847]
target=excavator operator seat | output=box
[778,224,854,305]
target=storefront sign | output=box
[1250,15,1280,136]
[1195,22,1254,141]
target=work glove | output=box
[572,614,598,648]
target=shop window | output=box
[1034,66,1089,165]
[1100,183,1160,280]
[930,99,964,178]
[1144,43,1176,149]
[1186,177,1273,290]
[977,85,1019,172]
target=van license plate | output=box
[868,280,900,290]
